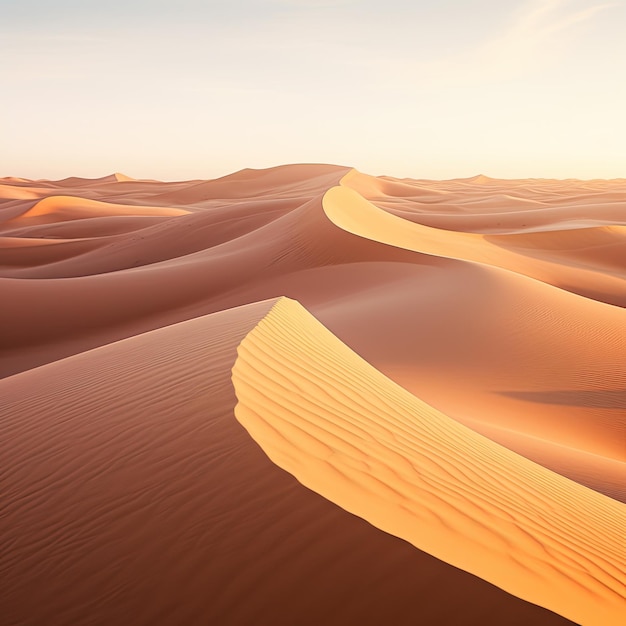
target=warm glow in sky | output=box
[2,0,625,180]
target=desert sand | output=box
[1,165,624,625]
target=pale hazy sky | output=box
[2,0,625,179]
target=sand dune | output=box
[306,261,626,502]
[0,183,44,201]
[233,297,626,625]
[1,300,574,625]
[152,163,350,205]
[1,164,624,624]
[0,195,188,229]
[328,175,626,307]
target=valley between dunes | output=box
[1,165,625,625]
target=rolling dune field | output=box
[1,165,625,625]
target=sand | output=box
[1,165,624,625]
[233,297,625,626]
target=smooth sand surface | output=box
[1,164,624,624]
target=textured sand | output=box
[233,297,625,626]
[1,165,624,624]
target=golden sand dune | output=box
[1,301,574,625]
[308,261,626,502]
[233,297,626,625]
[1,194,188,228]
[1,164,624,624]
[328,174,626,307]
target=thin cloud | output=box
[468,0,617,80]
[384,0,619,86]
[543,1,617,33]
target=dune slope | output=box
[1,164,625,625]
[1,300,577,626]
[233,297,626,626]
[331,174,626,307]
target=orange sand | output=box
[1,165,624,625]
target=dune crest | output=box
[232,297,626,626]
[1,195,188,228]
[2,299,575,625]
[2,163,625,624]
[327,174,626,307]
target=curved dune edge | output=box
[0,195,189,229]
[327,174,626,307]
[1,297,577,625]
[232,297,626,626]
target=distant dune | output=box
[1,165,624,625]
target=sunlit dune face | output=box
[0,165,624,626]
[1,1,624,624]
[233,297,626,626]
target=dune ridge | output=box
[1,164,625,624]
[1,299,577,625]
[0,195,188,228]
[329,173,626,307]
[1,165,623,501]
[232,297,626,626]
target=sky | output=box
[1,0,625,180]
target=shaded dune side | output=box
[232,298,626,626]
[2,215,174,242]
[47,173,130,187]
[319,181,626,495]
[352,170,626,230]
[0,236,107,268]
[485,226,626,294]
[1,167,623,504]
[0,189,432,375]
[303,262,626,502]
[0,167,351,277]
[0,300,573,626]
[3,198,299,277]
[1,169,623,499]
[152,163,351,205]
[0,178,200,208]
[337,172,626,307]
